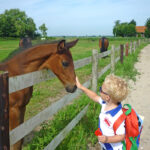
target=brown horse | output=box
[19,37,32,50]
[0,39,78,150]
[99,37,109,53]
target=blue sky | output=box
[0,0,150,36]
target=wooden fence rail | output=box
[0,38,148,149]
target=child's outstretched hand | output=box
[75,76,82,89]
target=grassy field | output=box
[0,39,20,61]
[0,37,148,149]
[0,37,137,119]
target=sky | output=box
[0,0,150,36]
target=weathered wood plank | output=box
[44,105,89,150]
[0,72,10,150]
[115,57,120,63]
[92,49,98,92]
[111,45,115,73]
[98,64,111,78]
[98,50,111,59]
[9,70,55,94]
[74,57,92,69]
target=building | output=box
[136,26,147,37]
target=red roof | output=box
[136,26,146,33]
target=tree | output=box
[113,20,136,37]
[39,23,48,38]
[0,9,37,37]
[145,18,150,28]
[115,20,120,26]
[129,19,136,26]
[145,18,150,38]
[113,20,120,37]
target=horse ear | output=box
[66,39,79,49]
[57,40,66,53]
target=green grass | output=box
[0,37,148,149]
[0,40,20,61]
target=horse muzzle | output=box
[65,85,77,93]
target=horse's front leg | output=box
[9,106,26,150]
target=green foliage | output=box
[145,18,150,38]
[113,20,136,37]
[39,23,48,38]
[145,18,150,29]
[129,19,136,26]
[144,28,150,38]
[0,9,37,38]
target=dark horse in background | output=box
[99,37,109,53]
[0,39,78,150]
[19,37,32,50]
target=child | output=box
[76,74,128,150]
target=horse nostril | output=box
[66,85,77,93]
[73,85,77,92]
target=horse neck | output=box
[7,44,56,75]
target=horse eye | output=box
[62,61,69,67]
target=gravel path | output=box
[125,44,150,150]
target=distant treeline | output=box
[0,9,47,38]
[113,19,150,38]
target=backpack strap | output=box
[113,112,126,135]
[113,104,132,135]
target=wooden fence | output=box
[0,38,149,150]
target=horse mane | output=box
[102,37,105,50]
[1,40,62,63]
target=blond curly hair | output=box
[103,74,128,103]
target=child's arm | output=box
[76,76,100,103]
[98,134,125,143]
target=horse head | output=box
[39,39,78,93]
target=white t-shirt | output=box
[98,97,125,150]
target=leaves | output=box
[113,20,136,37]
[145,18,150,38]
[39,23,48,38]
[0,9,36,37]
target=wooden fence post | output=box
[0,72,10,150]
[111,45,115,74]
[138,39,140,47]
[92,49,98,92]
[125,43,128,56]
[133,41,136,52]
[120,45,124,64]
[129,42,132,54]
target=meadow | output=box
[0,37,147,149]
